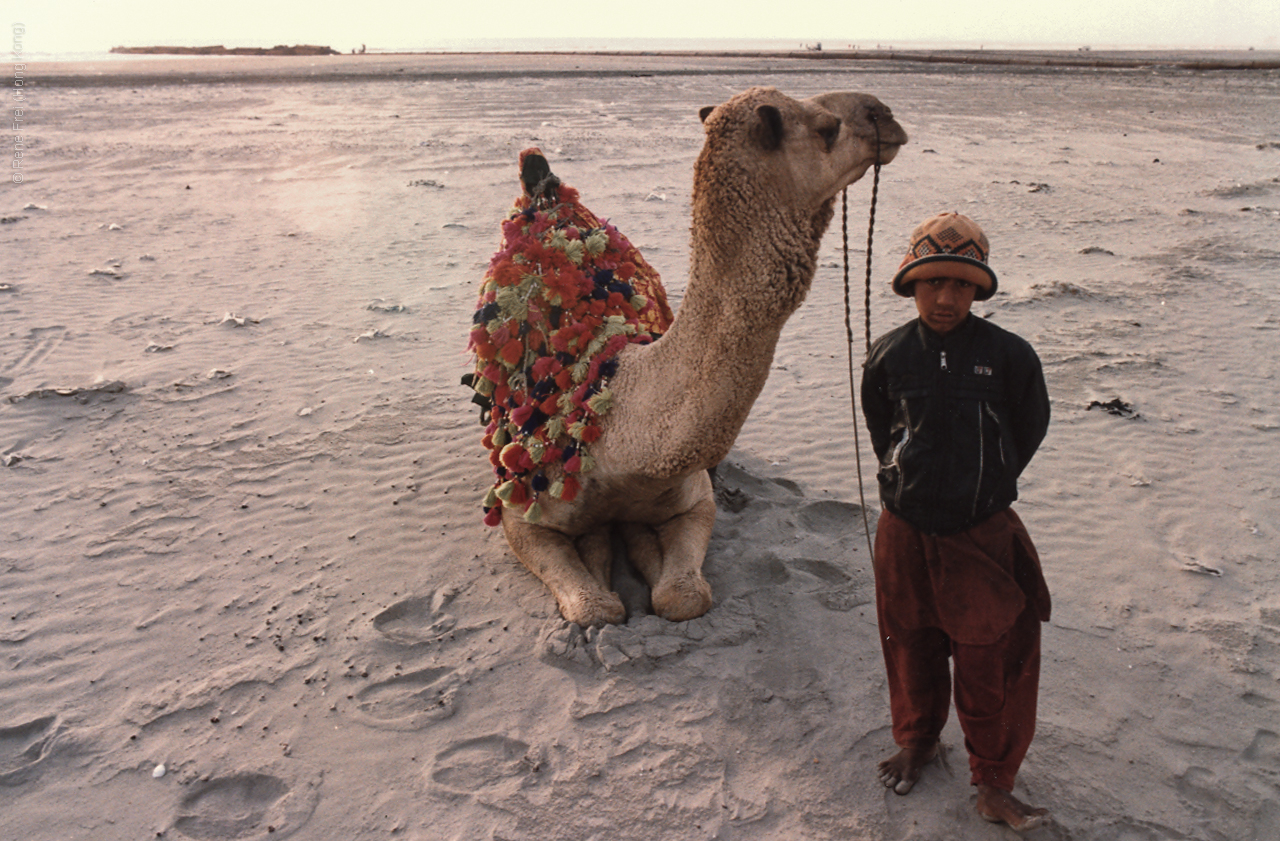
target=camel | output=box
[468,87,906,627]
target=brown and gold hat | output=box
[891,212,998,301]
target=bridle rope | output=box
[841,115,881,561]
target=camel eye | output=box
[818,121,841,151]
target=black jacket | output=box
[861,314,1050,536]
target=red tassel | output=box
[500,443,526,470]
[510,404,534,427]
[500,339,524,365]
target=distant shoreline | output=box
[27,48,1280,88]
[109,44,340,57]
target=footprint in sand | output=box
[787,557,872,612]
[172,770,318,841]
[1243,728,1280,763]
[350,666,465,731]
[371,590,458,645]
[795,499,862,534]
[0,715,59,786]
[428,735,541,799]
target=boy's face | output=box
[913,276,977,335]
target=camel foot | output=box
[975,785,1049,832]
[651,571,712,622]
[558,587,626,627]
[877,743,937,795]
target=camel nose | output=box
[806,92,908,155]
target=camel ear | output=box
[699,105,715,123]
[752,104,785,151]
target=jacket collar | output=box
[914,312,977,347]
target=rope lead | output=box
[842,116,882,560]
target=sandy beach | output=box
[3,52,1279,840]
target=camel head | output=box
[697,87,907,208]
[689,88,906,317]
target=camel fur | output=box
[474,87,906,627]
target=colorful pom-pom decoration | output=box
[464,148,674,525]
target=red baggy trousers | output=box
[873,507,1051,792]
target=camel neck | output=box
[611,206,826,477]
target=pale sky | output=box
[9,0,1279,54]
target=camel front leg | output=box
[502,514,625,627]
[649,490,716,622]
[619,522,664,588]
[575,526,613,592]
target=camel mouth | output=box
[865,111,908,165]
[875,142,904,165]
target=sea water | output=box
[25,36,1162,64]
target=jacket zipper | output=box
[971,402,985,518]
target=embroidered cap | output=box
[891,212,998,301]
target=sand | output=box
[2,52,1279,840]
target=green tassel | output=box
[495,481,516,502]
[495,285,521,318]
[548,478,565,499]
[585,230,609,256]
[524,501,543,524]
[602,315,628,337]
[586,388,613,415]
[493,426,509,448]
[483,486,499,508]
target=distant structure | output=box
[110,44,339,56]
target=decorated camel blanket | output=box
[465,149,674,526]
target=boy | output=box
[861,212,1052,831]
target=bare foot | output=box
[976,785,1049,832]
[877,743,937,795]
